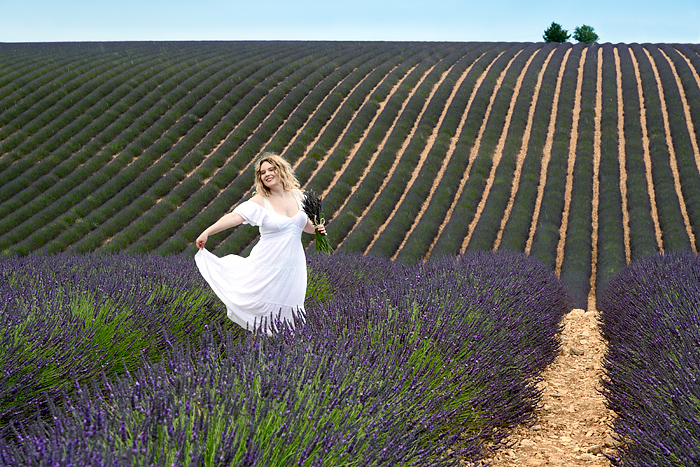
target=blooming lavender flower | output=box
[1,251,571,466]
[599,251,700,465]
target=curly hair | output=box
[253,152,301,197]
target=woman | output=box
[194,153,326,333]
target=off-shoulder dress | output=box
[194,193,308,332]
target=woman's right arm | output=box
[196,212,245,249]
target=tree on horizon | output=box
[573,25,599,43]
[543,22,571,43]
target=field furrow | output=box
[588,47,603,310]
[643,46,697,252]
[555,47,587,278]
[461,44,544,253]
[629,46,665,253]
[427,43,527,259]
[493,46,556,251]
[2,40,700,307]
[396,45,510,263]
[525,46,573,259]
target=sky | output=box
[1,0,698,44]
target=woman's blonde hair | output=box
[254,152,300,197]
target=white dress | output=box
[195,192,308,333]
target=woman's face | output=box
[259,161,279,189]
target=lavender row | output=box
[599,251,700,465]
[1,251,571,465]
[0,253,233,433]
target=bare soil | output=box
[424,50,506,260]
[629,48,664,253]
[525,47,572,255]
[494,48,556,251]
[555,48,587,277]
[462,49,537,252]
[478,308,617,467]
[324,63,423,215]
[643,47,697,252]
[588,47,603,310]
[613,48,632,265]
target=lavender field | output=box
[0,251,572,466]
[599,252,700,466]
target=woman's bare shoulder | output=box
[249,193,265,207]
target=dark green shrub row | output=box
[0,50,238,254]
[103,43,344,255]
[645,44,700,251]
[559,43,598,309]
[0,49,108,138]
[0,51,217,249]
[0,57,122,182]
[372,43,528,259]
[630,43,692,252]
[615,45,660,260]
[119,44,368,253]
[66,44,328,254]
[219,44,450,257]
[528,44,584,270]
[0,51,141,167]
[0,53,175,210]
[497,44,570,253]
[147,44,401,254]
[324,46,463,253]
[339,46,477,253]
[1,50,245,255]
[464,43,553,253]
[595,43,628,301]
[428,43,530,259]
[667,44,700,146]
[393,43,516,262]
[0,51,95,118]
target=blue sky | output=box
[1,0,698,44]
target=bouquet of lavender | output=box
[302,190,333,255]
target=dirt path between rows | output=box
[461,48,539,252]
[555,48,587,277]
[479,308,616,466]
[629,48,664,253]
[525,47,572,255]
